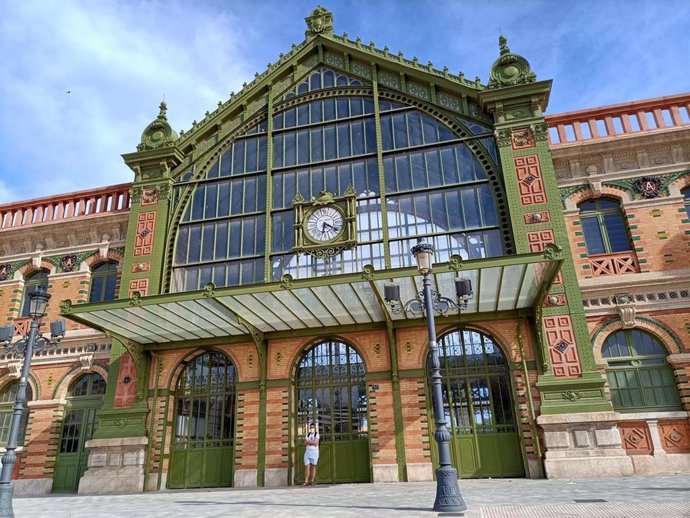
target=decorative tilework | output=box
[114,353,138,408]
[511,127,535,149]
[543,315,582,378]
[515,155,546,205]
[524,211,551,224]
[128,279,149,297]
[659,420,690,453]
[134,212,156,256]
[131,262,151,273]
[618,422,653,455]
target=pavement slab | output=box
[13,474,690,518]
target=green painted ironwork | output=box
[168,351,237,489]
[429,329,523,478]
[603,329,682,412]
[295,340,370,484]
[52,373,105,493]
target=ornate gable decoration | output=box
[137,101,179,151]
[305,5,334,38]
[488,35,536,89]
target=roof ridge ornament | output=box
[137,100,179,151]
[305,5,334,38]
[487,34,536,89]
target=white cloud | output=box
[1,0,689,204]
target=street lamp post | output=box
[410,239,467,513]
[0,287,64,518]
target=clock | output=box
[293,188,358,258]
[306,206,344,242]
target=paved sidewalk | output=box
[14,474,690,518]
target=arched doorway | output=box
[295,339,370,484]
[429,329,523,478]
[52,373,106,492]
[168,351,236,489]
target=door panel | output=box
[433,330,525,479]
[53,404,101,493]
[168,352,236,489]
[295,341,371,484]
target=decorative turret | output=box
[136,101,178,151]
[305,5,334,38]
[487,35,536,89]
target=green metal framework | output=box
[21,269,49,317]
[578,198,632,255]
[168,68,506,292]
[602,329,682,412]
[88,261,119,303]
[168,351,237,488]
[52,373,106,493]
[0,382,32,447]
[295,339,369,483]
[432,329,523,478]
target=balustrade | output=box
[546,93,690,146]
[0,183,131,230]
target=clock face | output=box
[306,206,344,242]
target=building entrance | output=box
[168,352,236,488]
[431,329,524,478]
[52,373,105,492]
[295,340,370,484]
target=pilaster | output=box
[478,38,610,415]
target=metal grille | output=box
[172,352,237,450]
[436,330,516,435]
[296,340,367,442]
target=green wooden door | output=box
[53,374,105,493]
[295,340,370,484]
[168,352,236,489]
[431,330,524,479]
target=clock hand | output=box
[322,221,340,232]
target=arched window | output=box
[602,330,681,411]
[68,373,106,397]
[0,381,33,446]
[21,270,49,316]
[171,74,504,292]
[89,261,118,303]
[579,198,631,255]
[682,187,690,219]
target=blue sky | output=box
[1,0,689,203]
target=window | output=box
[21,270,49,317]
[683,187,690,219]
[0,381,33,446]
[579,198,631,255]
[89,261,118,303]
[602,329,682,412]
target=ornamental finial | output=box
[499,35,510,55]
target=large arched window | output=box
[682,187,690,219]
[0,381,32,446]
[602,329,681,411]
[578,198,631,255]
[171,68,503,292]
[89,261,118,303]
[21,270,49,316]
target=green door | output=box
[295,340,370,484]
[52,374,105,493]
[168,351,236,489]
[431,330,524,478]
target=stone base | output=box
[264,468,287,487]
[405,462,433,482]
[234,469,257,487]
[372,464,399,482]
[13,478,52,496]
[78,436,148,494]
[538,412,633,478]
[526,458,543,479]
[631,453,690,474]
